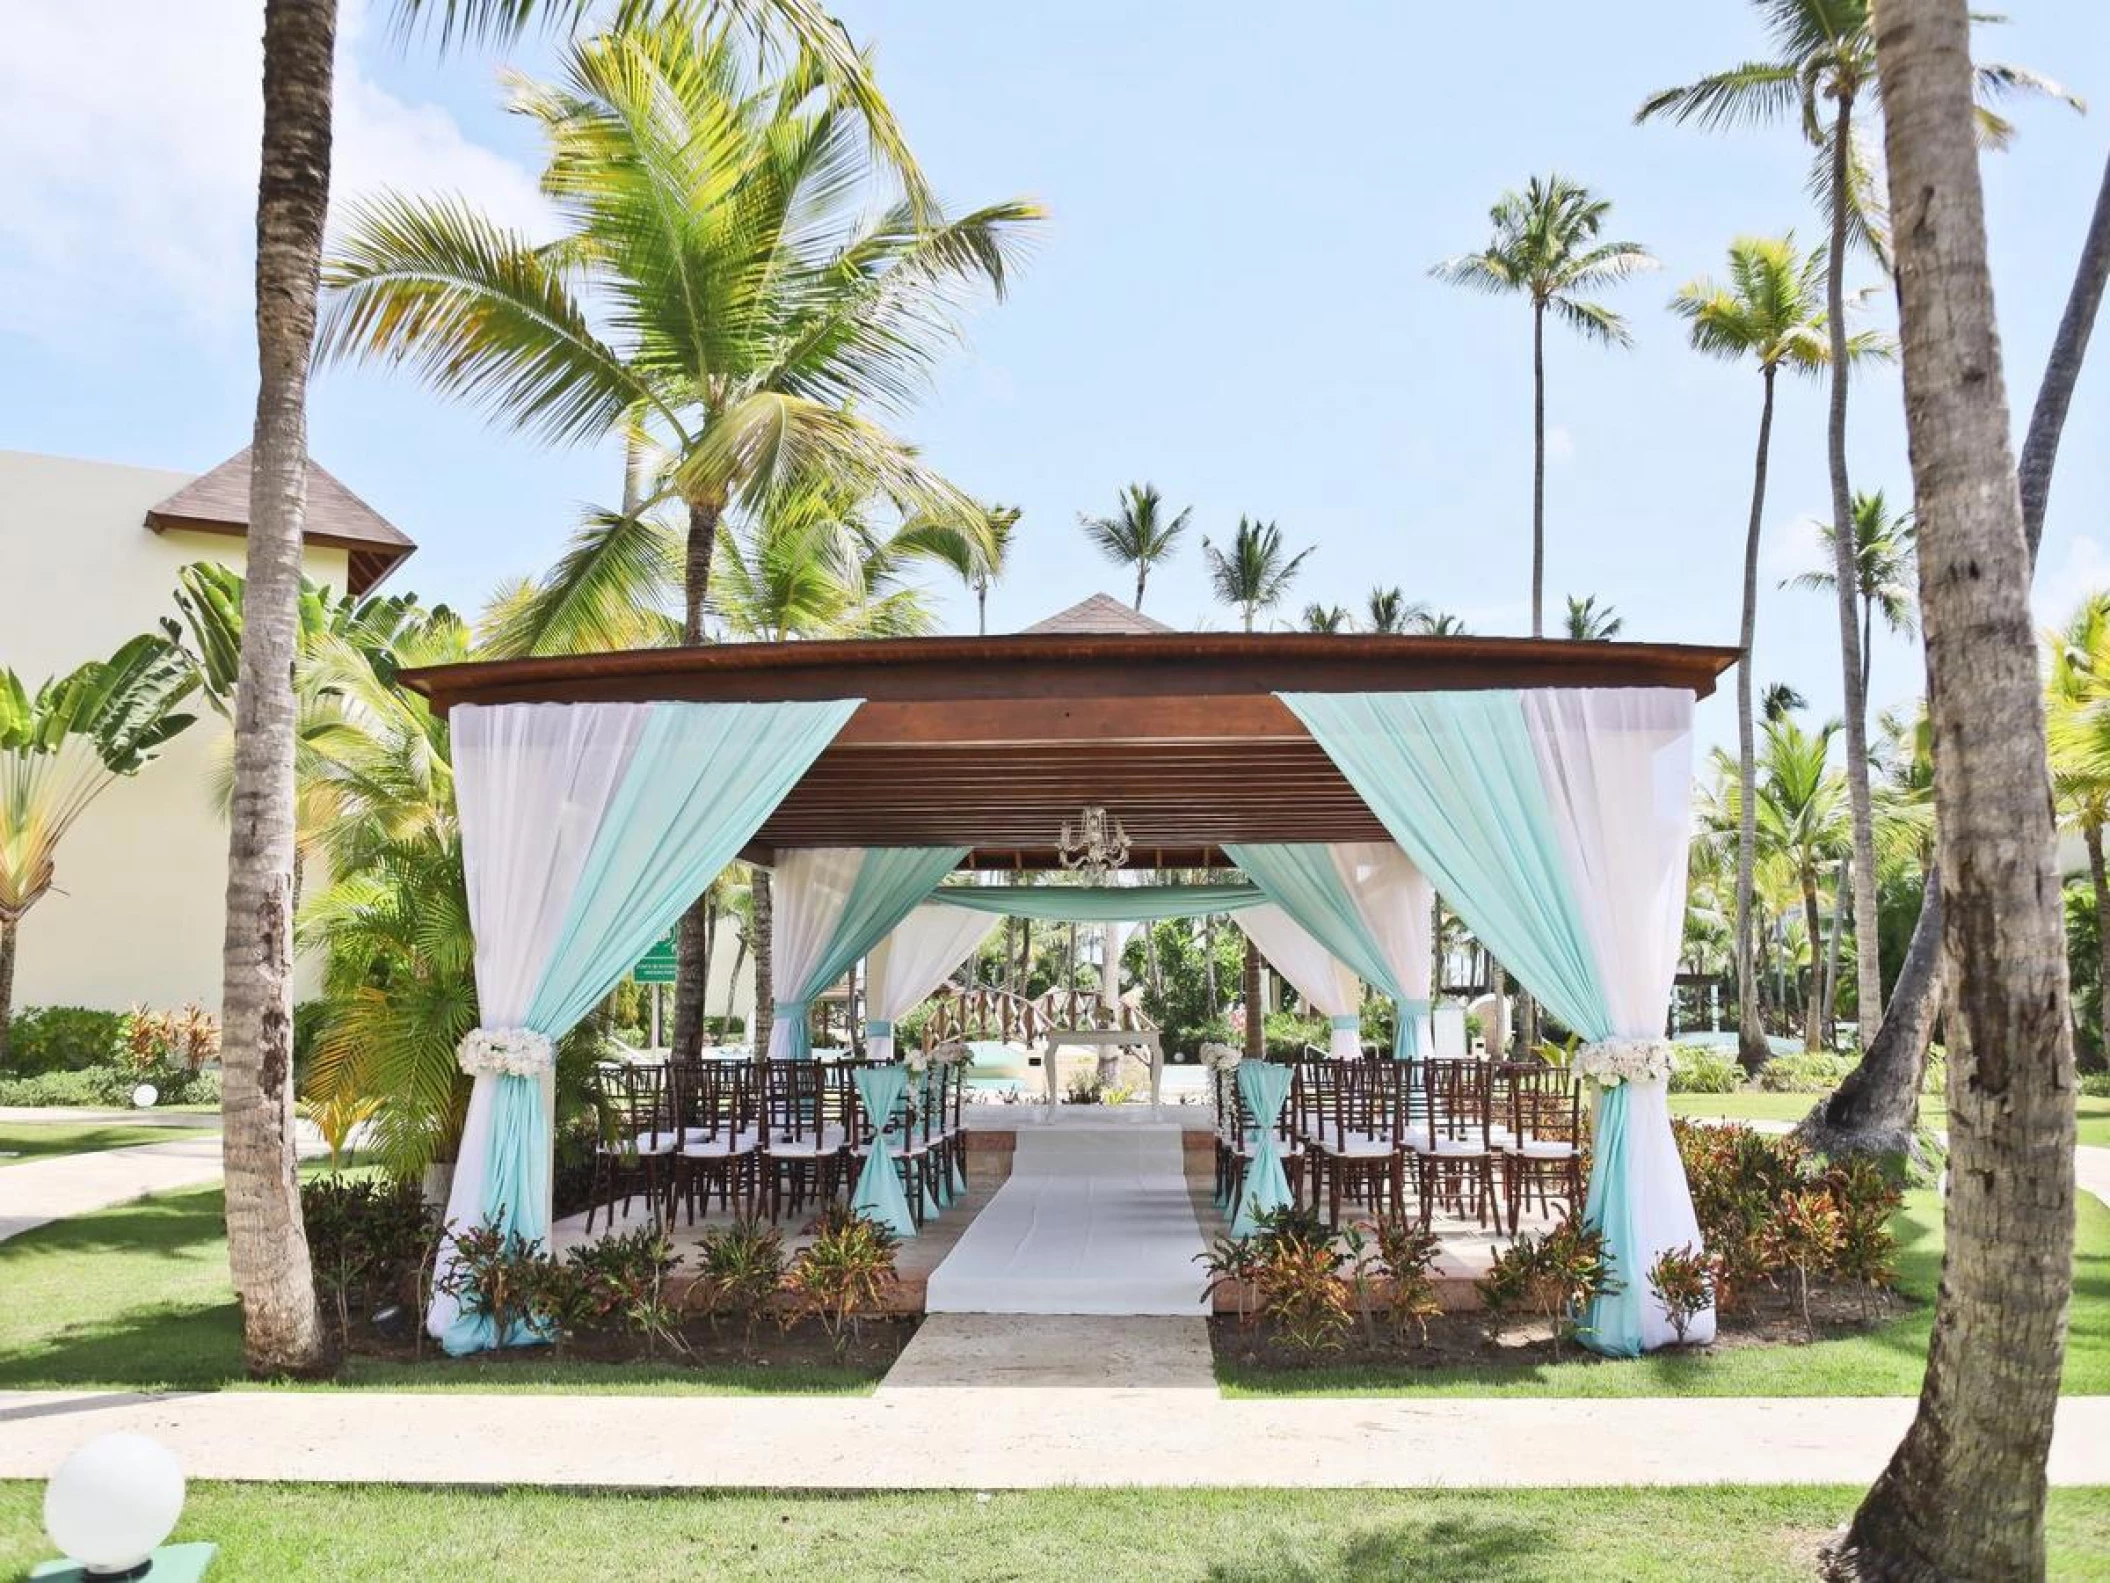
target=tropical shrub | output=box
[1645,1243,1716,1347]
[786,1206,900,1351]
[1756,1052,1854,1092]
[1,1006,124,1075]
[691,1218,787,1346]
[301,1176,441,1349]
[1668,1044,1742,1094]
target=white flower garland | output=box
[1572,1037,1676,1088]
[456,1027,555,1079]
[1199,1041,1242,1073]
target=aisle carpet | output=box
[923,1125,1211,1316]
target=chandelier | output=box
[1058,804,1130,879]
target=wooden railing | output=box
[917,985,1159,1051]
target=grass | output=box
[1668,1088,2110,1148]
[0,1181,878,1397]
[1219,1188,2110,1399]
[0,1121,203,1164]
[1,1483,2105,1580]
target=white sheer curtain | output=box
[864,904,1001,1062]
[1523,686,1711,1350]
[1331,842,1436,1054]
[767,848,865,1058]
[433,702,651,1339]
[1234,904,1363,1058]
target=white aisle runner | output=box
[924,1125,1211,1316]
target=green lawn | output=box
[1,1483,2105,1581]
[1220,1188,2110,1399]
[1668,1088,2110,1148]
[0,1181,878,1396]
[0,1121,202,1164]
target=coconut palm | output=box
[1786,489,1917,697]
[1639,0,2077,1046]
[1365,586,1430,635]
[1431,175,1655,636]
[1203,517,1314,632]
[1673,232,1890,1067]
[1833,6,2076,1569]
[0,635,197,1064]
[1562,594,1623,640]
[1079,484,1191,612]
[1301,603,1352,633]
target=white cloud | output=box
[0,0,546,345]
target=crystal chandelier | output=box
[1057,804,1130,878]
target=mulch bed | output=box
[1211,1280,1910,1373]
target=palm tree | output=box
[1787,489,1917,696]
[1639,0,2077,1048]
[1365,586,1430,634]
[1079,484,1190,612]
[1673,232,1890,1068]
[1203,518,1313,632]
[0,636,198,1065]
[2046,595,2110,1071]
[1431,175,1655,636]
[1561,594,1623,640]
[222,0,946,1382]
[1301,603,1351,633]
[1831,5,2076,1570]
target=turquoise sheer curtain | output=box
[441,699,859,1356]
[776,847,966,1059]
[1224,843,1420,1057]
[932,883,1267,921]
[1231,1062,1293,1236]
[1280,693,1608,1040]
[850,1064,917,1238]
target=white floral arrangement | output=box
[456,1027,555,1079]
[1199,1041,1242,1073]
[1572,1037,1677,1088]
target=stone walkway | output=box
[0,1367,2103,1489]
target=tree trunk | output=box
[1243,939,1264,1062]
[1823,88,1886,1045]
[1736,366,1779,1072]
[0,916,16,1068]
[1807,132,2108,1157]
[1832,7,2079,1572]
[2091,820,2110,1072]
[1802,876,1825,1052]
[221,0,330,1379]
[1530,297,1547,638]
[683,499,719,644]
[751,867,774,1060]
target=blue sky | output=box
[3,0,2106,754]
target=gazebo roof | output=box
[400,631,1737,869]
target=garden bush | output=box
[1668,1044,1742,1094]
[1756,1051,1854,1092]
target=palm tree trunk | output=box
[1530,297,1547,638]
[2090,819,2110,1071]
[751,867,774,1060]
[1805,125,2109,1158]
[1834,8,2078,1571]
[1824,88,1886,1046]
[221,0,330,1379]
[0,916,16,1069]
[1802,877,1825,1052]
[1736,366,1778,1073]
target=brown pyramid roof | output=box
[145,447,415,596]
[1022,592,1175,636]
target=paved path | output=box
[0,1133,231,1243]
[0,1381,2102,1489]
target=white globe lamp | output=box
[43,1434,185,1578]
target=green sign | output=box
[632,932,677,985]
